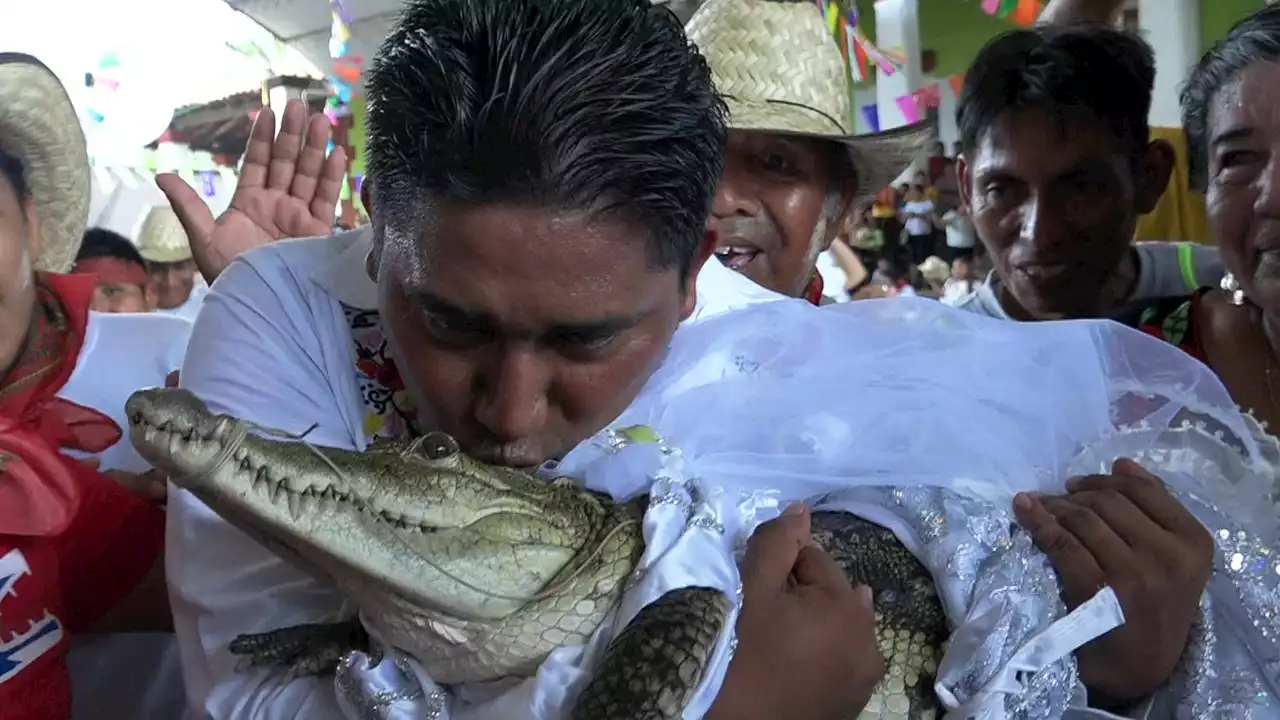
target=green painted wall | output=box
[852,0,1026,88]
[918,0,1020,78]
[1200,0,1266,55]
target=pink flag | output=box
[895,95,921,124]
[916,84,942,109]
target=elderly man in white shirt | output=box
[134,205,210,322]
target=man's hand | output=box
[78,458,167,503]
[707,504,884,720]
[1014,458,1213,708]
[156,99,348,284]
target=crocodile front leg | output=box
[571,586,732,720]
[229,618,373,677]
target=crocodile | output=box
[128,387,947,719]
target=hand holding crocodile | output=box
[1014,458,1213,708]
[708,505,885,720]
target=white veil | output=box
[606,297,1274,522]
[566,297,1280,718]
[340,297,1280,719]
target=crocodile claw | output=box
[229,619,374,678]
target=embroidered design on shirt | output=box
[341,302,420,440]
[0,549,63,685]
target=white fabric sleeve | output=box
[167,255,355,719]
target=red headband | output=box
[72,257,148,289]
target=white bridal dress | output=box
[331,298,1280,720]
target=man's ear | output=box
[680,220,717,319]
[1135,139,1175,215]
[145,284,159,311]
[824,179,860,249]
[359,177,373,218]
[361,176,381,282]
[365,238,382,283]
[956,154,974,213]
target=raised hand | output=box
[1014,458,1213,708]
[156,99,348,283]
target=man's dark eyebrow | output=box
[973,168,1020,185]
[544,312,647,341]
[1210,127,1254,148]
[417,292,496,328]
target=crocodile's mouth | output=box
[128,400,447,531]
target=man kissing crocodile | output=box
[162,0,1216,718]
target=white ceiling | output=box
[225,0,402,82]
[225,0,703,84]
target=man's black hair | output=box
[1182,6,1280,190]
[957,25,1155,163]
[76,227,147,270]
[365,0,727,278]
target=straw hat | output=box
[0,53,90,273]
[686,0,932,202]
[135,205,193,264]
[918,255,951,284]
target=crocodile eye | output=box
[419,431,460,460]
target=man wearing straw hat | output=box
[687,0,931,303]
[135,204,209,322]
[0,53,190,719]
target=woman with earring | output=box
[1112,6,1280,436]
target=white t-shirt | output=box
[952,242,1225,320]
[60,311,192,471]
[903,200,934,236]
[156,282,209,324]
[815,251,851,303]
[942,210,976,249]
[56,310,192,720]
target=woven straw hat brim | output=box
[136,205,193,264]
[0,54,90,274]
[725,96,933,204]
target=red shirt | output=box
[0,274,165,720]
[0,468,163,720]
[928,155,949,185]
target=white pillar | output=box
[1138,0,1198,128]
[874,0,924,130]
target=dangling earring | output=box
[1221,272,1247,306]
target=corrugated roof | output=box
[172,35,324,109]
